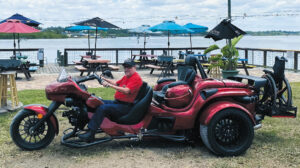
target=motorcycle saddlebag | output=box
[165,84,193,108]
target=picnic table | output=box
[73,55,101,65]
[75,58,120,77]
[131,54,157,68]
[145,56,175,79]
[0,59,32,80]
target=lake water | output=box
[0,36,299,63]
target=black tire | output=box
[10,109,56,150]
[276,77,292,108]
[200,108,254,156]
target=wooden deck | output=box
[35,64,78,74]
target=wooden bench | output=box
[145,64,164,70]
[108,65,119,71]
[75,65,88,76]
[73,61,82,65]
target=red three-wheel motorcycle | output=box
[10,56,297,156]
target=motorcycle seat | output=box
[227,74,267,91]
[114,82,153,125]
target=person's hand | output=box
[102,81,110,88]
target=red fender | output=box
[24,105,59,135]
[199,101,255,126]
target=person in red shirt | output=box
[79,58,143,141]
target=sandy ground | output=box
[15,67,300,91]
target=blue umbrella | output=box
[65,25,107,54]
[0,13,41,27]
[148,21,192,54]
[129,25,152,50]
[183,23,208,50]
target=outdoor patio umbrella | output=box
[148,20,192,55]
[65,25,107,54]
[0,19,40,56]
[74,17,120,57]
[129,25,152,51]
[183,23,208,50]
[205,19,246,41]
[1,14,41,53]
[0,13,41,27]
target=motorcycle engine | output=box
[62,106,89,130]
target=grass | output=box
[0,84,300,168]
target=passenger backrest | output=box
[273,56,286,83]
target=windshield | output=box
[57,68,70,82]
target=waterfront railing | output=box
[62,47,300,71]
[1,47,299,71]
[0,48,44,66]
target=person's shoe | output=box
[78,129,96,142]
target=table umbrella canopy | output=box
[183,23,208,50]
[0,19,40,33]
[0,19,40,55]
[148,21,192,54]
[65,25,107,31]
[74,17,119,29]
[0,13,41,27]
[148,20,192,34]
[129,25,152,51]
[183,23,208,33]
[205,19,246,41]
[129,25,152,33]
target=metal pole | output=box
[228,0,231,20]
[88,30,90,53]
[168,31,170,55]
[190,33,192,51]
[227,0,232,59]
[94,27,97,58]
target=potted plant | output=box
[204,35,243,78]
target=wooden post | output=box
[294,51,298,71]
[263,50,267,67]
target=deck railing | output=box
[0,48,44,66]
[62,47,300,71]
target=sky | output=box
[0,0,300,31]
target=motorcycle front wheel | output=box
[10,109,55,150]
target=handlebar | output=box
[75,73,103,85]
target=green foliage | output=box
[208,54,223,70]
[204,44,219,54]
[221,35,243,70]
[205,35,243,70]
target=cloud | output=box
[0,0,299,30]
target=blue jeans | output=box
[88,99,133,131]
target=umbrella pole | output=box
[144,32,146,52]
[190,33,192,51]
[94,28,97,58]
[13,33,16,56]
[168,31,170,55]
[18,33,20,54]
[88,30,90,53]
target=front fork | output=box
[27,101,61,135]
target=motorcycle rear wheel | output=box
[200,108,254,156]
[10,109,55,150]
